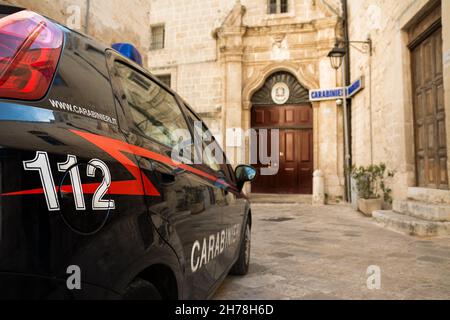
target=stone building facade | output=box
[347,0,450,236]
[148,0,346,199]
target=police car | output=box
[0,5,256,299]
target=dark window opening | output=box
[269,0,277,14]
[268,0,289,14]
[281,0,289,13]
[157,74,171,88]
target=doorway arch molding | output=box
[242,61,319,111]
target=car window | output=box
[199,124,222,172]
[225,164,237,184]
[183,106,224,173]
[114,62,191,150]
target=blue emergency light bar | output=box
[112,43,143,66]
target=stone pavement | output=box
[214,204,450,300]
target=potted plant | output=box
[351,163,395,217]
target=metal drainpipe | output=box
[84,0,91,34]
[342,0,352,202]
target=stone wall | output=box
[347,0,450,200]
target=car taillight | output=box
[0,11,63,100]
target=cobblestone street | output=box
[215,204,450,300]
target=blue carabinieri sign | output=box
[347,77,364,97]
[309,77,365,102]
[309,87,345,101]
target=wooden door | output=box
[410,18,447,189]
[251,105,313,194]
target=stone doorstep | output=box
[393,200,450,222]
[373,210,450,237]
[249,193,312,204]
[408,187,450,205]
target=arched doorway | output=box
[251,72,313,194]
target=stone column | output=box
[222,41,245,166]
[215,2,246,167]
[312,170,325,206]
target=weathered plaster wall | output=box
[347,0,450,200]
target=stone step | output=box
[373,210,450,237]
[408,187,450,205]
[393,200,450,222]
[250,193,312,204]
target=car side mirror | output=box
[235,165,257,191]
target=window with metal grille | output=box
[156,74,171,88]
[150,25,165,50]
[280,0,288,13]
[268,0,289,14]
[268,0,277,13]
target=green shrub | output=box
[351,163,395,203]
